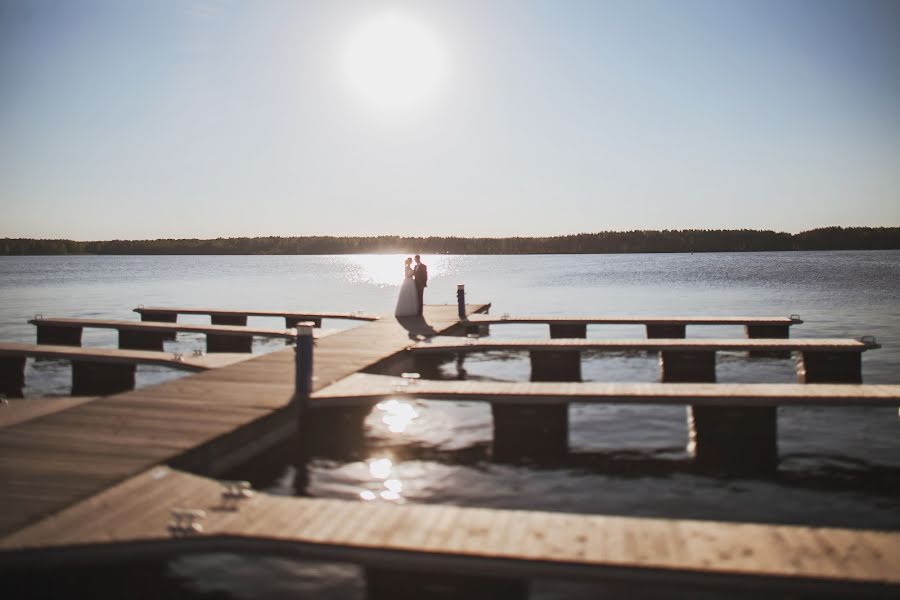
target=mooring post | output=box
[294,323,315,405]
[457,284,466,319]
[295,322,367,458]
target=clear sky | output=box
[1,0,898,240]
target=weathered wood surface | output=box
[312,373,900,407]
[29,317,298,339]
[410,337,877,353]
[0,343,254,371]
[134,306,380,321]
[2,467,899,596]
[0,397,97,430]
[467,314,801,326]
[0,305,488,538]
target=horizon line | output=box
[3,225,899,244]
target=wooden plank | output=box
[134,306,380,321]
[468,314,801,326]
[0,342,229,371]
[29,317,299,339]
[411,337,877,353]
[3,468,899,592]
[0,396,97,429]
[312,374,900,407]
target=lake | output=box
[1,251,898,599]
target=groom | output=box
[413,255,428,316]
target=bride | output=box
[395,257,419,317]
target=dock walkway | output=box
[313,373,900,407]
[466,314,803,338]
[2,466,898,597]
[30,316,298,352]
[135,306,379,327]
[3,303,899,597]
[0,305,487,538]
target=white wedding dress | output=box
[395,266,419,317]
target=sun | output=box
[343,14,446,111]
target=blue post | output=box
[457,284,466,319]
[294,322,315,406]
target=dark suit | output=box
[413,263,428,315]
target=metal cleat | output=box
[221,480,254,510]
[859,335,880,349]
[169,508,206,535]
[394,372,421,392]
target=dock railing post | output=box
[294,322,315,408]
[457,284,466,319]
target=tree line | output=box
[1,227,898,256]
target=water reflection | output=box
[376,399,419,432]
[361,457,405,502]
[368,457,393,478]
[339,254,452,287]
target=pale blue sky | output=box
[1,0,898,239]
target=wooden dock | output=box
[0,342,257,397]
[134,306,379,327]
[0,342,253,371]
[0,304,488,539]
[465,314,803,338]
[313,373,900,407]
[410,337,876,353]
[30,316,299,352]
[2,301,898,597]
[408,336,880,384]
[2,466,898,598]
[310,373,900,470]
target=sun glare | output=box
[343,14,445,111]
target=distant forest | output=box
[2,227,898,256]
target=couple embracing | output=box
[395,255,428,317]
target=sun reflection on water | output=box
[361,457,407,503]
[339,254,452,287]
[368,457,393,479]
[376,399,419,433]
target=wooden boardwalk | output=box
[135,306,379,327]
[0,304,488,538]
[467,315,801,326]
[410,337,877,353]
[2,467,898,596]
[3,303,899,596]
[0,397,97,430]
[30,317,298,340]
[313,373,900,407]
[0,342,253,371]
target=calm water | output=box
[2,252,899,598]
